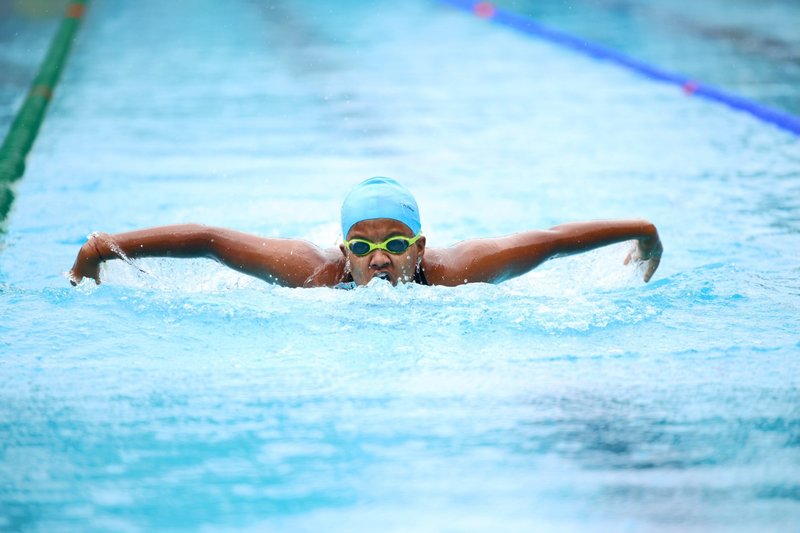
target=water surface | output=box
[1,0,798,531]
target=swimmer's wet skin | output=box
[69,177,662,288]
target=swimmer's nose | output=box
[369,250,391,269]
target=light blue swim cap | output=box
[341,177,421,237]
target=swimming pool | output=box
[494,0,800,116]
[1,0,799,530]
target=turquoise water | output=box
[0,0,67,133]
[498,0,800,115]
[1,0,799,531]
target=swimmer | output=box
[69,176,662,288]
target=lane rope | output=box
[438,0,800,136]
[0,0,90,222]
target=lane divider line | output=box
[438,0,800,136]
[0,0,90,223]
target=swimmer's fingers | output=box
[68,239,103,286]
[642,256,660,282]
[623,241,641,266]
[638,235,663,282]
[623,249,634,266]
[68,265,101,286]
[68,267,100,286]
[624,237,663,282]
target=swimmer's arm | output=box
[425,219,662,285]
[68,224,343,287]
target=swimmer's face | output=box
[340,218,426,286]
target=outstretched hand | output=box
[624,233,663,282]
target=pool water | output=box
[0,0,67,130]
[496,0,800,115]
[1,0,799,531]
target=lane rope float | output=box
[0,0,90,222]
[438,0,800,137]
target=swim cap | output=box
[341,177,421,237]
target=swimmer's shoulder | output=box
[420,247,461,286]
[301,247,348,288]
[421,241,510,286]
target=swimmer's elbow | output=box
[192,225,227,260]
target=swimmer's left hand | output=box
[624,231,663,282]
[68,233,107,286]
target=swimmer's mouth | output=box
[373,271,392,282]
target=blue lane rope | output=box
[438,0,800,136]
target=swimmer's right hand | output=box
[68,233,107,286]
[623,229,663,283]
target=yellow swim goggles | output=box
[344,233,422,256]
